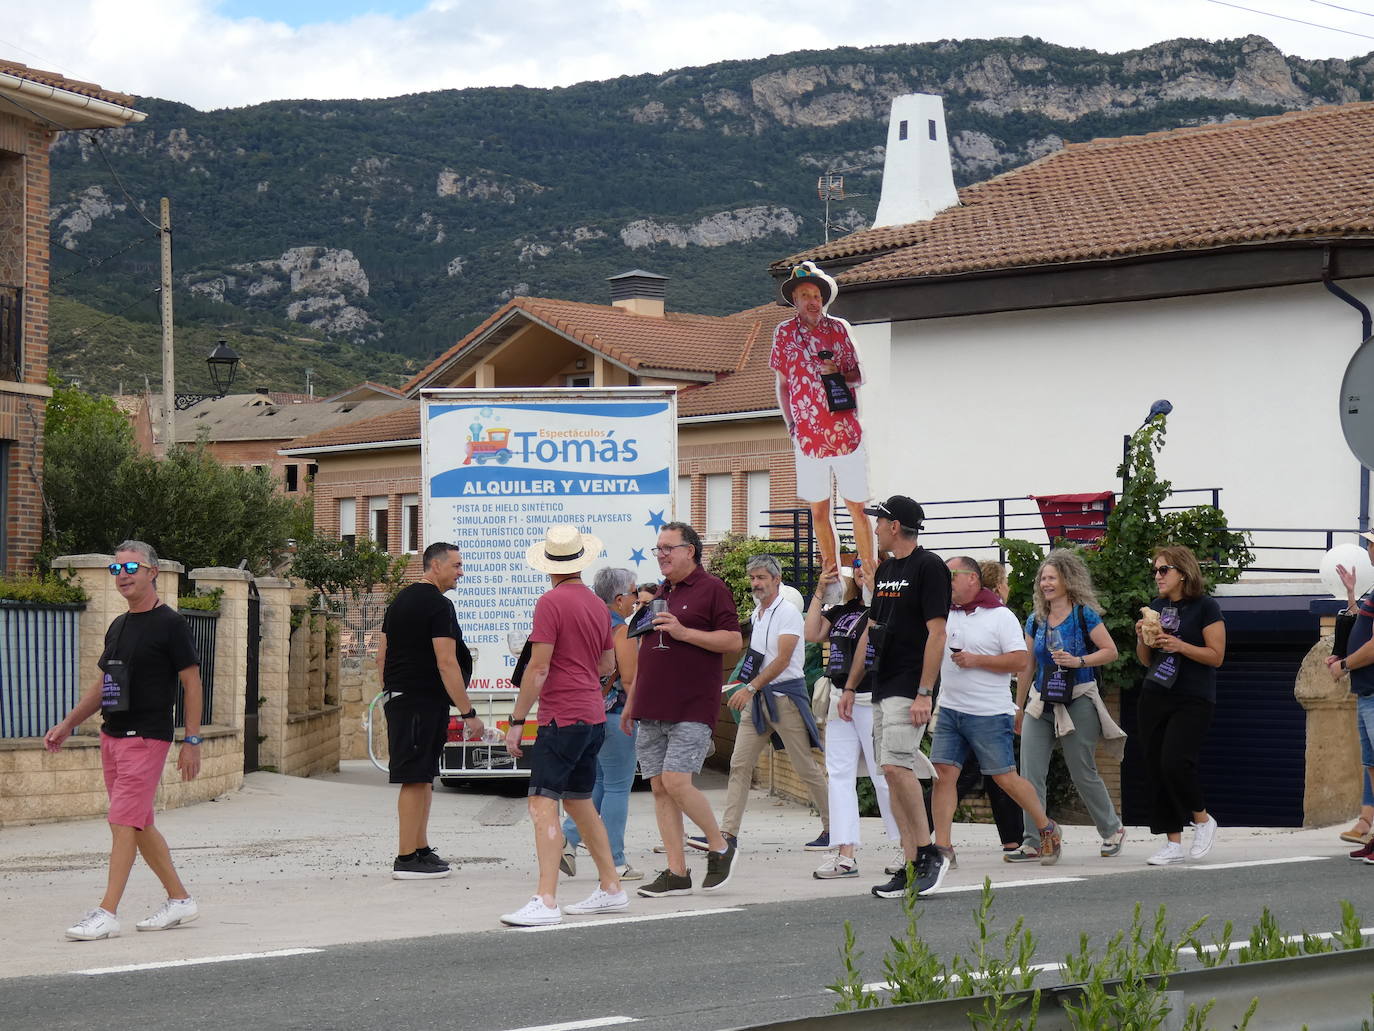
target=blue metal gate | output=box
[0,600,83,738]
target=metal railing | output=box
[0,600,83,738]
[177,608,218,726]
[0,284,20,382]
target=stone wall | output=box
[257,579,340,777]
[1295,617,1364,827]
[339,658,387,762]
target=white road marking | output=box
[77,947,322,976]
[499,1019,637,1031]
[930,876,1084,893]
[1182,856,1329,871]
[511,907,741,932]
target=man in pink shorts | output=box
[45,540,205,941]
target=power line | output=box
[50,231,159,286]
[1308,0,1374,19]
[1204,0,1374,40]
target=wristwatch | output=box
[916,687,933,697]
[509,717,526,726]
[1341,659,1350,673]
[183,735,203,746]
[745,684,758,695]
[459,707,477,720]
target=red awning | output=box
[1030,491,1115,545]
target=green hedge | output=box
[0,573,88,604]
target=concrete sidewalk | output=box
[0,761,1353,980]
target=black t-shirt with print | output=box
[382,582,468,707]
[1144,595,1224,702]
[867,548,952,702]
[823,598,873,692]
[100,604,200,742]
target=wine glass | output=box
[1160,606,1180,635]
[1048,627,1064,668]
[506,630,528,656]
[650,599,670,650]
[948,627,964,654]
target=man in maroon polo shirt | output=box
[622,521,742,897]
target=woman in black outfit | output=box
[1134,544,1226,866]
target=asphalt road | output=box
[4,856,1368,1031]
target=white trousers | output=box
[824,696,900,846]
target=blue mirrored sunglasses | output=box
[107,561,144,575]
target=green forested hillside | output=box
[46,34,1374,390]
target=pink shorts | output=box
[101,735,171,829]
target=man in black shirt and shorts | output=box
[377,541,484,879]
[839,497,952,899]
[45,540,205,941]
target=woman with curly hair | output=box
[1134,544,1226,866]
[1008,549,1126,862]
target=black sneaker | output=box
[912,848,950,896]
[871,866,908,898]
[416,847,451,871]
[686,833,737,852]
[702,840,737,892]
[637,869,693,897]
[392,853,451,880]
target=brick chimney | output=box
[873,93,959,228]
[608,269,667,317]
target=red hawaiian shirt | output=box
[769,315,864,459]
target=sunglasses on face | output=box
[1151,565,1177,576]
[108,561,145,575]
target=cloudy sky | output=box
[5,0,1374,110]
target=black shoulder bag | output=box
[99,614,132,713]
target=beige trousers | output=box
[723,695,829,837]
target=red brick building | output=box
[281,273,798,567]
[0,62,145,573]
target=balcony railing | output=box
[0,284,19,382]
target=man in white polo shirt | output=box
[719,554,829,852]
[929,556,1061,867]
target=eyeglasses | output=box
[107,561,144,575]
[1151,565,1177,576]
[650,544,691,557]
[950,569,979,577]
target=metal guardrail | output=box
[177,608,218,726]
[0,600,82,738]
[728,947,1372,1031]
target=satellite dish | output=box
[1339,335,1374,467]
[1319,543,1374,601]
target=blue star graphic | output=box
[629,548,647,566]
[644,509,666,531]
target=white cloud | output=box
[3,0,1371,110]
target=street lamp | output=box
[206,339,240,397]
[1123,399,1173,492]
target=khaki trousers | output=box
[723,695,829,837]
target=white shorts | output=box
[794,442,870,504]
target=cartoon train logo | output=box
[463,427,513,465]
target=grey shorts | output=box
[635,720,712,779]
[873,695,930,773]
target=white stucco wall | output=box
[850,278,1374,566]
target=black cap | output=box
[863,495,925,530]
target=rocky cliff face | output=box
[48,34,1374,359]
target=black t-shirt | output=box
[1144,595,1225,702]
[867,549,952,702]
[100,604,200,742]
[823,598,873,693]
[382,582,468,707]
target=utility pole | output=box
[160,197,176,448]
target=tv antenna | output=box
[816,165,865,243]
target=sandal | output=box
[1002,847,1041,863]
[1339,819,1372,845]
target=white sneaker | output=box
[1146,841,1185,866]
[500,896,562,927]
[616,863,644,881]
[1189,816,1218,860]
[65,907,120,941]
[136,896,199,931]
[565,886,630,915]
[813,853,858,879]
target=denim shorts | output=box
[529,720,605,800]
[929,707,1017,776]
[634,720,712,779]
[1358,693,1374,768]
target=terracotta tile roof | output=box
[180,395,411,443]
[281,404,420,452]
[405,296,778,395]
[0,59,136,108]
[774,102,1374,285]
[676,303,793,418]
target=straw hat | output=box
[525,524,603,575]
[779,260,839,309]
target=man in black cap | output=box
[838,496,952,898]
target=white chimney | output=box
[872,93,959,228]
